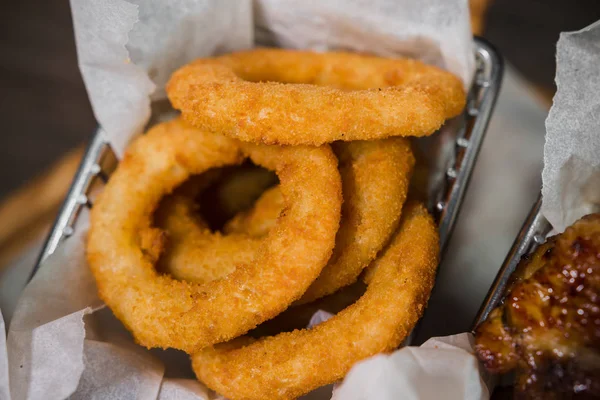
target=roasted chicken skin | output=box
[475,214,600,399]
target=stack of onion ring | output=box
[87,47,461,398]
[192,203,439,400]
[157,138,414,305]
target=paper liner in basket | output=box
[542,20,600,232]
[2,0,477,399]
[332,333,490,400]
[0,310,9,400]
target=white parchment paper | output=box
[6,208,99,400]
[254,0,474,87]
[2,0,478,399]
[542,20,600,232]
[70,0,254,156]
[0,310,9,400]
[332,334,490,400]
[157,379,214,400]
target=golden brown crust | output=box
[192,203,439,400]
[86,118,342,353]
[154,165,277,284]
[167,48,466,146]
[155,190,261,284]
[298,138,414,303]
[223,185,283,238]
[160,138,413,304]
[248,281,366,338]
[198,165,278,228]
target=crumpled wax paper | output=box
[70,0,254,156]
[2,0,478,399]
[542,20,600,232]
[0,310,9,400]
[254,0,474,87]
[332,333,491,400]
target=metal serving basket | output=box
[472,193,551,329]
[30,37,504,299]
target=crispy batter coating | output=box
[475,214,600,398]
[87,118,342,353]
[192,203,439,400]
[299,139,414,303]
[248,281,366,338]
[224,185,283,238]
[155,188,261,284]
[199,165,278,229]
[153,164,276,282]
[170,139,413,303]
[167,48,466,146]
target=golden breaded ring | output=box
[155,189,261,284]
[228,139,415,303]
[170,139,413,304]
[156,165,277,278]
[167,48,466,146]
[299,139,414,303]
[223,185,283,238]
[199,165,278,227]
[192,203,440,400]
[87,118,342,353]
[248,281,366,339]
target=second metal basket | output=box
[473,193,551,329]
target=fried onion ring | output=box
[155,186,261,284]
[87,118,342,353]
[299,139,414,303]
[198,164,278,229]
[167,48,466,146]
[192,203,439,400]
[227,139,415,303]
[154,164,277,283]
[248,281,366,339]
[163,138,413,304]
[223,185,284,238]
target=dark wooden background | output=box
[0,0,95,200]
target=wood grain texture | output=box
[0,0,95,200]
[470,0,492,35]
[0,147,83,271]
